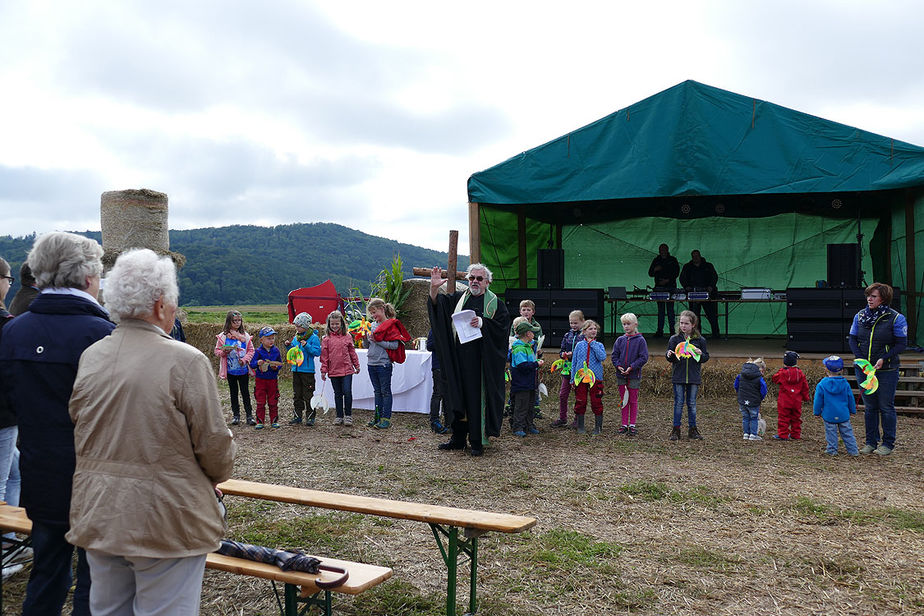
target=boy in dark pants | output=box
[426,329,448,433]
[286,312,321,425]
[509,319,544,437]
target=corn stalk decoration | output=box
[370,254,411,317]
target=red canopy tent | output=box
[286,280,340,324]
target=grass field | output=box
[182,304,290,325]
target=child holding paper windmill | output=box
[320,310,361,426]
[771,351,810,440]
[572,320,607,435]
[507,299,544,417]
[366,298,411,429]
[611,312,649,436]
[734,358,768,441]
[250,326,284,429]
[666,310,709,441]
[285,312,322,426]
[551,310,585,428]
[813,355,859,456]
[214,310,256,426]
[509,319,544,437]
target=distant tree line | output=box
[0,223,469,306]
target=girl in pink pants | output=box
[610,313,649,436]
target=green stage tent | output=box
[467,80,922,341]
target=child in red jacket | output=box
[771,351,810,440]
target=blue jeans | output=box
[330,374,353,418]
[824,420,859,455]
[0,426,18,503]
[857,367,898,449]
[740,404,759,436]
[22,521,91,616]
[672,383,698,427]
[368,363,394,419]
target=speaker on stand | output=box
[538,249,564,288]
[827,243,860,288]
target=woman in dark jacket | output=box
[848,282,907,456]
[0,257,18,514]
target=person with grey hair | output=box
[66,248,236,614]
[0,231,114,616]
[428,263,510,456]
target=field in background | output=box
[183,304,289,325]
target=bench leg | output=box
[282,583,331,616]
[430,524,481,616]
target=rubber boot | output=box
[592,414,603,435]
[669,426,681,441]
[368,407,380,427]
[689,425,703,440]
[576,414,586,434]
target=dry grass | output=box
[4,373,923,615]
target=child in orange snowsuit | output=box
[770,351,810,440]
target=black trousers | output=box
[228,373,252,418]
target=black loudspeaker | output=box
[537,249,564,288]
[827,243,860,288]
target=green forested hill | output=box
[0,223,469,306]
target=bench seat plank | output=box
[218,479,537,533]
[205,553,392,596]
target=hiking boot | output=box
[669,426,681,441]
[343,416,353,426]
[592,415,603,435]
[617,426,629,434]
[859,444,876,454]
[373,418,391,429]
[874,445,893,456]
[550,418,567,427]
[367,410,381,427]
[576,415,586,434]
[689,426,703,440]
[230,416,240,426]
[438,439,465,451]
[628,426,638,436]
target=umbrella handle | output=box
[315,564,349,589]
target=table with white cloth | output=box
[313,349,433,413]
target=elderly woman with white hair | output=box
[0,231,114,616]
[66,248,236,615]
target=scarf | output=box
[857,304,889,329]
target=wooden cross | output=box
[412,230,466,293]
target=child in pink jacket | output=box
[320,310,360,426]
[214,310,255,425]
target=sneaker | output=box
[343,416,353,426]
[618,426,629,434]
[550,418,567,427]
[743,434,750,441]
[373,419,391,429]
[334,417,344,426]
[874,445,893,456]
[628,427,638,436]
[528,427,540,435]
[255,423,264,430]
[772,434,788,440]
[513,430,526,437]
[367,412,380,427]
[305,418,315,426]
[749,434,763,441]
[859,444,876,454]
[271,422,279,429]
[288,418,302,425]
[230,417,240,426]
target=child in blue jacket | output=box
[286,312,322,426]
[572,320,607,435]
[509,319,544,437]
[813,356,859,456]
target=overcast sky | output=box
[1,1,922,253]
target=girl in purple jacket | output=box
[611,313,649,435]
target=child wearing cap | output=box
[572,320,607,435]
[734,358,768,441]
[813,356,859,456]
[509,318,544,436]
[508,299,544,417]
[285,312,322,426]
[771,351,810,440]
[250,326,284,429]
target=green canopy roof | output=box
[468,80,924,206]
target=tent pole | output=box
[517,210,527,287]
[905,190,918,341]
[468,202,481,263]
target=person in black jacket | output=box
[679,250,721,338]
[7,262,39,316]
[648,244,680,337]
[0,233,115,616]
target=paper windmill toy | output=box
[549,359,569,373]
[674,339,702,362]
[572,366,596,387]
[286,346,304,367]
[347,318,372,341]
[853,359,879,394]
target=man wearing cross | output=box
[427,264,510,456]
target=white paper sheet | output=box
[451,309,482,344]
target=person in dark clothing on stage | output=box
[427,264,510,457]
[648,244,680,337]
[679,250,721,338]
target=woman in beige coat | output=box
[67,249,236,615]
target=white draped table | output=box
[313,349,433,414]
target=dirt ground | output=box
[3,380,922,615]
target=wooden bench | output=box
[0,504,392,616]
[845,362,924,415]
[218,478,538,616]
